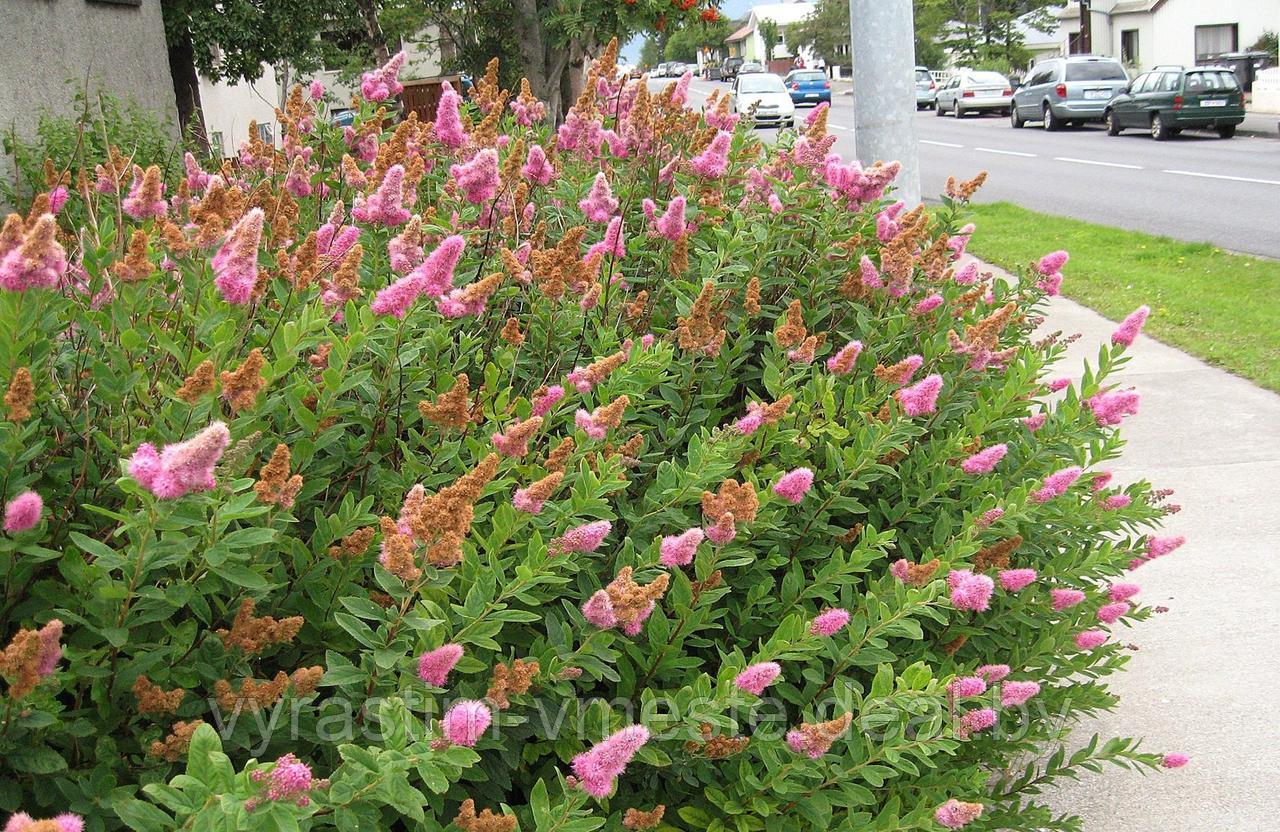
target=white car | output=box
[730,73,796,129]
[935,70,1014,118]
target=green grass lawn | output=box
[964,201,1280,391]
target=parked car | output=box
[670,63,691,78]
[1104,65,1246,140]
[653,62,673,78]
[934,71,1013,117]
[738,62,765,76]
[723,56,745,80]
[1010,55,1128,129]
[915,66,938,109]
[730,72,795,129]
[783,69,831,106]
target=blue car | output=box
[783,69,831,106]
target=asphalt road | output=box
[688,80,1280,259]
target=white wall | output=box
[1144,0,1279,68]
[199,67,281,158]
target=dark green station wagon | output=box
[1104,65,1245,140]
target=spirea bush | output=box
[0,46,1185,832]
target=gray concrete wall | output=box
[0,0,177,189]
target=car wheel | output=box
[1151,112,1170,141]
[1010,105,1025,128]
[1106,110,1122,136]
[1042,103,1062,131]
[935,100,946,117]
[952,101,963,118]
[1216,124,1236,139]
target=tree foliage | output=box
[664,16,736,63]
[790,0,849,66]
[914,0,1058,71]
[758,18,780,62]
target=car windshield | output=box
[915,70,932,82]
[792,71,826,82]
[1185,71,1240,91]
[1065,62,1127,81]
[740,75,786,94]
[966,72,1007,85]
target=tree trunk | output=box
[354,0,391,67]
[166,26,210,156]
[513,0,552,105]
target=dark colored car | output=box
[723,57,745,80]
[1105,65,1245,140]
[783,69,831,106]
[1010,55,1128,129]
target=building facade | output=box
[1056,0,1279,71]
[725,1,818,66]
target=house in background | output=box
[725,1,818,69]
[1055,0,1278,71]
[198,27,449,158]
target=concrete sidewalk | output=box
[1027,287,1280,829]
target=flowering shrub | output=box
[0,46,1185,832]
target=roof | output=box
[748,1,817,28]
[727,22,752,43]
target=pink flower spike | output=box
[571,725,649,799]
[826,340,863,374]
[127,421,230,500]
[659,527,704,567]
[1088,389,1141,426]
[1102,494,1132,510]
[1091,471,1114,491]
[704,512,736,545]
[1111,305,1150,347]
[1146,535,1185,559]
[1051,588,1086,611]
[211,208,264,304]
[651,195,688,241]
[1037,250,1069,276]
[1030,465,1083,503]
[733,661,781,695]
[352,164,411,227]
[1109,583,1141,602]
[959,707,996,735]
[810,608,851,636]
[531,385,565,417]
[1046,377,1072,392]
[1162,753,1189,769]
[441,700,492,747]
[578,172,619,222]
[975,664,1010,682]
[1000,680,1041,707]
[948,676,987,698]
[889,559,910,582]
[975,507,1004,528]
[551,520,612,555]
[3,491,43,532]
[1022,413,1047,431]
[417,644,464,687]
[998,568,1037,593]
[772,468,814,504]
[689,131,732,178]
[914,293,944,315]
[935,799,983,829]
[433,81,469,148]
[1075,630,1108,650]
[961,444,1007,475]
[1097,601,1130,624]
[949,569,995,612]
[581,590,617,629]
[450,149,500,205]
[898,374,943,417]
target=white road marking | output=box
[921,139,963,148]
[1053,156,1143,170]
[1162,169,1280,186]
[829,124,851,131]
[974,147,1036,157]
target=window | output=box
[1194,23,1238,61]
[1121,29,1139,64]
[1131,73,1154,93]
[1157,72,1181,91]
[1185,70,1240,91]
[255,122,274,145]
[1066,60,1126,81]
[1026,64,1055,86]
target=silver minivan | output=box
[1011,55,1129,130]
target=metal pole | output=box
[849,0,921,205]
